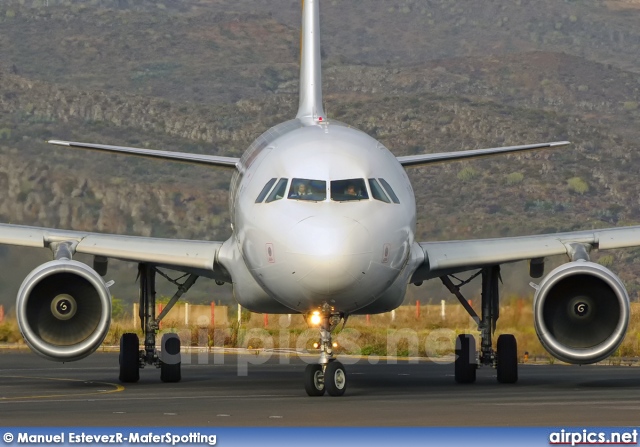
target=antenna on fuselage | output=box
[296,0,325,124]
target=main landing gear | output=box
[441,265,518,384]
[304,306,347,397]
[119,263,199,383]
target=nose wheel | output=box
[304,364,325,396]
[324,361,347,396]
[304,361,347,397]
[304,307,347,396]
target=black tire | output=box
[304,364,325,396]
[497,334,518,384]
[324,361,347,397]
[119,333,140,383]
[160,334,181,383]
[454,334,477,384]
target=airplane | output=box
[1,0,639,397]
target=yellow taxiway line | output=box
[0,375,124,401]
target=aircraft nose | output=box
[288,216,372,297]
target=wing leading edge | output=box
[412,226,640,282]
[48,140,239,169]
[0,223,231,282]
[397,141,570,167]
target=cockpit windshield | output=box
[330,179,369,202]
[368,178,390,203]
[288,179,327,201]
[257,176,398,205]
[255,178,277,203]
[265,178,289,203]
[379,178,400,204]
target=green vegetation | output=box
[567,177,589,195]
[0,128,11,139]
[457,167,478,182]
[598,255,615,268]
[111,298,127,320]
[0,321,20,343]
[505,172,524,185]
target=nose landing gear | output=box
[304,306,347,396]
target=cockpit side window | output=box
[265,178,289,203]
[255,178,277,203]
[368,179,391,203]
[330,178,369,201]
[288,178,327,201]
[379,178,400,204]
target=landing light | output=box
[310,311,321,326]
[313,342,319,349]
[332,342,338,348]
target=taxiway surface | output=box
[0,351,638,426]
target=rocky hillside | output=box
[1,0,640,307]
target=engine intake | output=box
[16,260,112,362]
[533,261,629,364]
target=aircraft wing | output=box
[411,226,640,282]
[397,141,569,167]
[48,140,239,169]
[0,223,231,282]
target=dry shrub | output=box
[2,300,639,362]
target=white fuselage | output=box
[218,119,424,315]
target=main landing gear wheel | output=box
[304,364,325,396]
[119,333,140,383]
[455,334,477,384]
[133,263,197,383]
[324,361,347,396]
[496,334,518,384]
[160,333,181,383]
[443,267,516,384]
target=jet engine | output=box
[16,260,112,362]
[533,261,629,364]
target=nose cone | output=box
[288,216,372,297]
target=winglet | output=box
[296,0,325,123]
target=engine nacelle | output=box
[16,260,112,362]
[533,261,629,364]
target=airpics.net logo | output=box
[172,325,468,376]
[549,429,638,446]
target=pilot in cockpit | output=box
[290,182,309,198]
[345,184,358,196]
